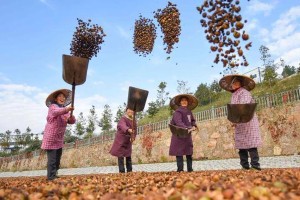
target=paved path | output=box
[0,155,299,178]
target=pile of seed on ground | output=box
[133,15,157,57]
[197,0,252,68]
[1,168,300,200]
[70,18,106,59]
[154,1,181,54]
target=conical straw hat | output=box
[45,89,72,107]
[169,94,198,111]
[219,74,256,92]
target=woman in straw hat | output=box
[169,94,198,172]
[219,74,262,170]
[41,89,76,180]
[109,107,137,173]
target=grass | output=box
[138,73,300,126]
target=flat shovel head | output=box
[169,124,190,138]
[227,103,257,123]
[62,54,89,85]
[127,86,149,112]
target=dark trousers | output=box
[176,155,193,172]
[238,148,260,169]
[46,148,62,180]
[118,157,132,173]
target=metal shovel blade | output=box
[127,86,149,112]
[227,103,257,123]
[169,124,190,138]
[62,54,89,85]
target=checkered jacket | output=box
[41,104,76,150]
[231,87,262,149]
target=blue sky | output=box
[0,0,300,134]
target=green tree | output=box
[75,112,86,138]
[210,80,222,93]
[136,111,145,121]
[24,137,41,153]
[14,129,22,151]
[156,81,169,107]
[115,102,126,123]
[0,130,11,150]
[99,104,113,132]
[259,45,277,86]
[177,80,190,94]
[263,66,278,87]
[86,105,98,137]
[194,83,211,105]
[147,101,159,118]
[282,65,296,78]
[24,127,33,146]
[64,125,78,143]
[259,45,273,67]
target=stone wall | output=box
[1,102,299,172]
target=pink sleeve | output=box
[49,104,68,117]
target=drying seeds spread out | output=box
[0,169,300,200]
[154,1,181,54]
[133,15,157,57]
[70,18,106,59]
[197,0,252,68]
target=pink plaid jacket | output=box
[231,87,262,149]
[41,104,76,150]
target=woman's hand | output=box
[128,129,134,134]
[66,106,74,112]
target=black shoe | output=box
[251,166,261,171]
[242,166,250,170]
[47,177,57,181]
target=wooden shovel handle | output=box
[70,83,75,116]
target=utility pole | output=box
[258,67,262,83]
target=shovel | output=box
[62,54,89,116]
[127,86,149,141]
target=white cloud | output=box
[117,26,130,39]
[39,0,53,9]
[268,32,300,56]
[0,84,40,93]
[245,19,258,32]
[255,6,300,68]
[0,83,111,134]
[271,6,300,40]
[247,0,275,16]
[276,48,300,67]
[0,73,11,83]
[92,80,104,86]
[119,81,132,92]
[75,94,107,121]
[47,64,59,72]
[0,84,46,133]
[150,56,164,65]
[258,28,270,43]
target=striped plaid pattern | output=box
[41,104,76,150]
[231,87,262,149]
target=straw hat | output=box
[219,74,256,92]
[45,89,72,107]
[170,94,199,111]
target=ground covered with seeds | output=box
[0,168,299,200]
